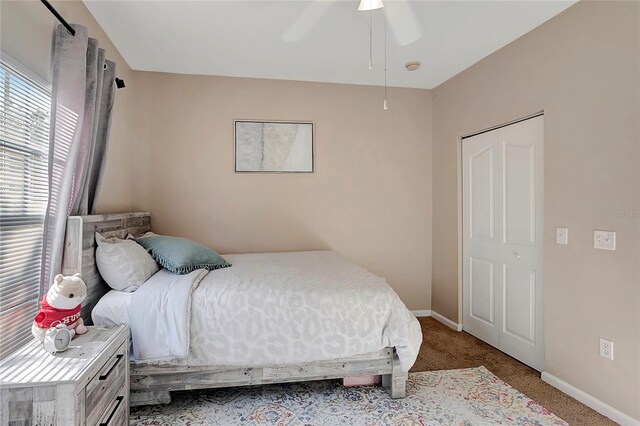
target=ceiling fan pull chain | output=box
[383,4,388,110]
[369,9,373,70]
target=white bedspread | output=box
[128,251,422,371]
[131,269,208,361]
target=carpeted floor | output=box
[413,317,615,426]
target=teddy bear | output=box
[32,273,88,342]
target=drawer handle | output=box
[99,396,123,426]
[100,354,124,381]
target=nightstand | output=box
[0,325,129,425]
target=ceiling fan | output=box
[282,0,424,110]
[283,0,424,47]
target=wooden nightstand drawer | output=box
[86,342,128,426]
[97,386,129,426]
[0,326,129,426]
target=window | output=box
[0,53,51,359]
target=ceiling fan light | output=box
[358,0,383,12]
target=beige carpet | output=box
[412,317,616,426]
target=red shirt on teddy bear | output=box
[33,295,81,329]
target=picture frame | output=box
[234,120,314,173]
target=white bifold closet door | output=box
[462,115,544,371]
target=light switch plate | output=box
[594,230,616,250]
[556,227,568,245]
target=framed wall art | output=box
[234,120,314,173]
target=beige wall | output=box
[432,1,639,419]
[0,0,135,213]
[132,73,433,310]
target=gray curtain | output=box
[40,24,116,293]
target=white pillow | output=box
[95,232,159,291]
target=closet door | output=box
[462,115,544,371]
[462,129,501,348]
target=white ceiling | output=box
[83,0,576,89]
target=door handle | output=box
[514,252,522,259]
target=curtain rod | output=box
[40,0,76,36]
[38,0,126,89]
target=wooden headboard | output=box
[61,212,151,324]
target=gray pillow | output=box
[134,232,231,274]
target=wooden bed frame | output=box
[62,212,408,406]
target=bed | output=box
[62,212,422,406]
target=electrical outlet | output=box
[599,338,614,360]
[556,227,568,245]
[594,230,616,250]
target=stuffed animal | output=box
[32,273,88,342]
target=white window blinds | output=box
[0,54,51,359]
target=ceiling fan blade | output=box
[386,0,424,46]
[283,0,336,43]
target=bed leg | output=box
[382,351,407,399]
[390,372,407,399]
[130,390,171,407]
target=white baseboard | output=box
[430,311,463,332]
[411,310,463,331]
[541,372,639,426]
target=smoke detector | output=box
[405,61,421,71]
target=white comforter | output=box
[129,251,422,371]
[131,269,208,361]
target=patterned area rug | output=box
[131,366,567,425]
